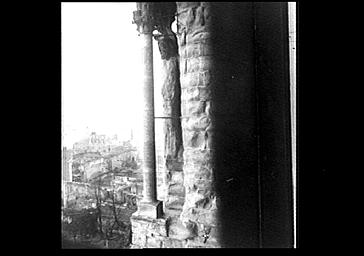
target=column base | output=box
[136,200,163,219]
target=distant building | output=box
[73,132,122,154]
[62,147,73,182]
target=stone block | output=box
[186,28,211,43]
[194,194,212,209]
[163,238,187,248]
[146,236,164,248]
[166,192,184,203]
[168,183,185,196]
[136,200,163,219]
[199,70,213,87]
[132,232,147,247]
[177,2,200,11]
[168,219,197,240]
[183,86,212,102]
[195,166,212,181]
[165,158,184,170]
[186,57,200,73]
[183,171,213,192]
[196,209,218,226]
[186,40,212,58]
[180,72,199,88]
[185,239,205,248]
[183,149,212,170]
[184,230,220,247]
[130,244,142,249]
[200,42,212,56]
[199,56,214,71]
[186,43,200,58]
[182,129,207,149]
[164,207,183,218]
[182,100,208,116]
[131,214,168,238]
[184,115,211,131]
[167,170,184,184]
[184,190,205,205]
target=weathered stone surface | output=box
[182,129,207,149]
[130,214,169,248]
[182,100,209,117]
[131,232,146,247]
[165,159,184,171]
[199,70,213,87]
[183,149,212,168]
[161,57,179,99]
[180,72,199,88]
[183,86,212,101]
[186,236,220,248]
[164,207,184,218]
[167,183,185,196]
[136,201,163,219]
[166,170,184,184]
[168,219,197,240]
[184,56,213,73]
[184,115,211,131]
[131,214,167,236]
[176,2,200,11]
[130,244,142,249]
[196,209,218,225]
[162,237,187,248]
[146,236,164,248]
[176,1,219,248]
[165,196,184,210]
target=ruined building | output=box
[130,2,296,248]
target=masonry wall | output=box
[175,2,220,247]
[176,2,259,247]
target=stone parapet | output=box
[130,214,167,248]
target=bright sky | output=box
[61,2,163,149]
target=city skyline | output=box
[61,2,164,149]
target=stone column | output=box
[153,2,185,218]
[133,2,162,219]
[141,31,157,203]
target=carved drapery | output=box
[153,3,185,217]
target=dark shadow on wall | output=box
[210,2,260,248]
[254,2,293,248]
[210,2,293,248]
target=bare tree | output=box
[94,177,103,234]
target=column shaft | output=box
[141,33,157,203]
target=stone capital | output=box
[133,2,177,37]
[135,200,164,219]
[133,2,154,34]
[152,2,178,60]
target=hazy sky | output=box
[62,2,163,149]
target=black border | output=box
[16,0,338,253]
